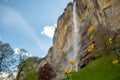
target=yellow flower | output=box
[108,38,112,44]
[109,38,112,41]
[88,43,94,52]
[112,59,118,65]
[87,26,94,32]
[70,60,75,65]
[64,68,72,74]
[90,35,94,40]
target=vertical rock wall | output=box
[39,0,120,79]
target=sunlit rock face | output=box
[39,0,120,79]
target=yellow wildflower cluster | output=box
[64,60,76,75]
[64,68,72,74]
[88,43,94,52]
[108,38,112,44]
[69,60,75,65]
[87,26,94,32]
[90,35,94,40]
[112,59,118,65]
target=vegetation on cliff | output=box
[16,57,39,80]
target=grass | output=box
[63,55,120,80]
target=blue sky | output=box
[0,0,72,57]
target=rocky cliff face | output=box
[39,0,120,79]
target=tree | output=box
[16,57,38,80]
[18,49,29,61]
[38,63,56,80]
[0,42,15,72]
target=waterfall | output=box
[72,1,80,72]
[73,2,78,33]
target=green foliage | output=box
[16,57,38,80]
[23,69,38,80]
[63,55,120,80]
[23,58,38,80]
[112,35,120,57]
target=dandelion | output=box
[112,59,118,65]
[108,38,112,44]
[70,60,75,65]
[88,43,94,52]
[90,35,94,40]
[87,26,94,32]
[64,68,72,74]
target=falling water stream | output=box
[72,1,80,72]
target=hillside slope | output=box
[63,55,120,80]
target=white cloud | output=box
[41,24,56,38]
[0,6,46,50]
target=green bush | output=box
[16,58,38,80]
[23,70,38,80]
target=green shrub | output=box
[16,58,38,80]
[23,70,38,80]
